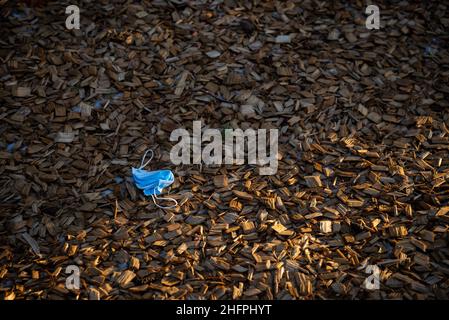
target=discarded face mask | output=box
[132,168,174,196]
[132,149,178,209]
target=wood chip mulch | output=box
[0,0,449,300]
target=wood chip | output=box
[304,176,322,188]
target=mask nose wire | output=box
[139,149,178,209]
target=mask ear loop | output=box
[151,194,178,209]
[140,149,154,169]
[139,149,178,209]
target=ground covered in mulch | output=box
[1,0,449,300]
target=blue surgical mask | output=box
[132,149,178,209]
[132,168,174,196]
